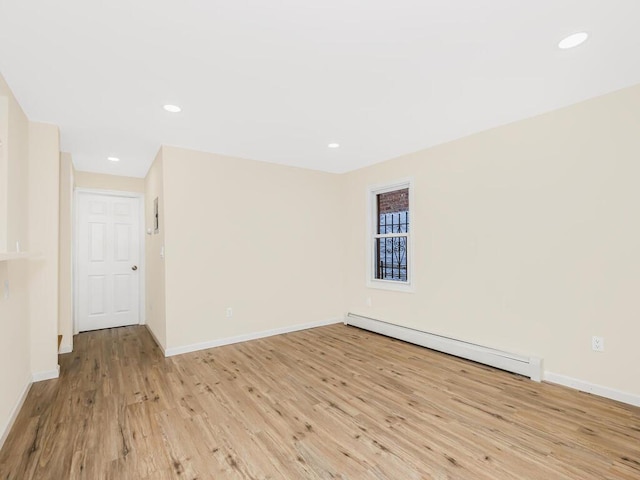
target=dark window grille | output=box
[375,208,409,282]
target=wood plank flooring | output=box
[1,324,639,479]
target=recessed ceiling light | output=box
[328,143,340,148]
[558,32,589,50]
[107,156,120,162]
[163,104,182,113]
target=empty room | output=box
[1,1,639,479]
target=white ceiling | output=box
[1,1,639,178]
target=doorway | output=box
[75,190,144,332]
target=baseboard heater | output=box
[345,313,542,382]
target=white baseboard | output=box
[32,364,60,382]
[0,375,32,450]
[164,317,343,357]
[59,345,72,354]
[544,372,640,407]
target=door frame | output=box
[73,188,146,335]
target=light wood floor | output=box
[1,325,639,479]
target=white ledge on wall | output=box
[0,252,31,261]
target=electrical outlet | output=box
[592,336,604,352]
[3,281,9,300]
[366,297,372,307]
[226,307,233,318]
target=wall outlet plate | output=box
[592,336,604,352]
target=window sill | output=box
[366,279,415,293]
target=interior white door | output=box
[77,192,141,331]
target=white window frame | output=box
[366,178,414,293]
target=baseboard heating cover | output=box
[345,313,543,382]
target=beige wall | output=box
[148,85,640,398]
[343,84,640,397]
[58,152,74,352]
[28,122,60,377]
[0,74,32,446]
[75,170,144,193]
[0,76,61,443]
[0,76,29,254]
[144,150,167,349]
[158,146,344,350]
[0,97,7,251]
[6,92,28,256]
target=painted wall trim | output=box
[32,365,60,382]
[0,375,32,450]
[544,371,640,408]
[164,317,344,357]
[59,345,73,354]
[345,313,543,381]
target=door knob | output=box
[132,265,138,271]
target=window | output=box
[367,180,413,292]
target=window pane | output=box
[375,236,408,281]
[377,188,409,234]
